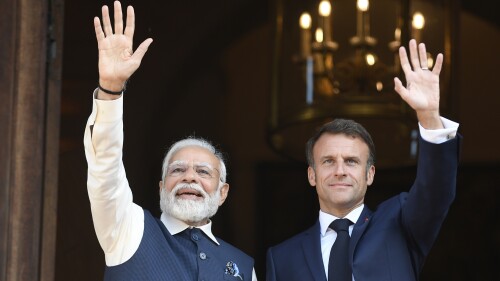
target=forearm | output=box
[416,110,443,130]
[401,134,461,254]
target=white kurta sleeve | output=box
[83,90,144,266]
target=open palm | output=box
[394,40,443,128]
[94,1,152,91]
[394,40,443,115]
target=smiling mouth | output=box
[329,183,351,188]
[176,189,204,200]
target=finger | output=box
[124,6,135,41]
[408,39,420,71]
[114,1,124,35]
[394,77,409,100]
[431,53,444,75]
[418,43,428,69]
[94,17,105,46]
[398,46,412,76]
[131,38,153,62]
[102,5,113,36]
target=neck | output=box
[185,218,209,227]
[329,202,363,218]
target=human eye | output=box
[345,158,358,166]
[169,165,186,176]
[322,158,333,165]
[196,167,213,178]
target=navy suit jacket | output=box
[266,136,461,281]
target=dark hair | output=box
[305,119,376,169]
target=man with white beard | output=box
[84,1,256,280]
[159,139,226,225]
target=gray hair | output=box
[161,137,227,182]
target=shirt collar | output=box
[319,204,365,236]
[160,212,220,245]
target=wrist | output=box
[98,78,127,92]
[97,80,127,100]
[417,111,443,130]
[98,83,124,95]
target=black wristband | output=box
[98,83,125,95]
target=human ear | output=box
[366,165,375,186]
[307,166,317,187]
[218,183,230,206]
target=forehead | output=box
[169,146,219,166]
[313,133,369,158]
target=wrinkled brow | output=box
[168,160,215,169]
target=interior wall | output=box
[55,1,500,280]
[0,0,62,280]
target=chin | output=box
[160,185,221,223]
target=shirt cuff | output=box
[92,88,123,123]
[418,117,459,144]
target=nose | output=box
[181,165,198,183]
[333,163,346,177]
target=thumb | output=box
[131,38,153,63]
[394,77,409,101]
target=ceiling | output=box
[462,0,500,28]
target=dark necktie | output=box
[328,218,353,281]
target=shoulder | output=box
[365,193,408,222]
[268,222,318,253]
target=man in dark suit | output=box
[266,39,461,281]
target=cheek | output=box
[162,178,178,191]
[207,182,221,194]
[316,170,330,182]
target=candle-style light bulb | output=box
[357,0,369,12]
[394,27,401,42]
[355,0,370,40]
[315,28,324,43]
[319,0,331,16]
[300,13,311,29]
[299,13,312,58]
[376,81,383,92]
[412,12,425,42]
[427,55,434,69]
[412,12,425,30]
[365,53,376,66]
[318,0,332,43]
[300,13,312,29]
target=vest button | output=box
[192,233,199,241]
[199,252,207,260]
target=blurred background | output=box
[1,0,499,280]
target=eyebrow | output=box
[168,161,215,169]
[344,155,360,160]
[169,160,187,166]
[319,156,334,162]
[193,162,214,169]
[319,155,361,162]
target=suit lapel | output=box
[301,221,327,281]
[349,206,373,259]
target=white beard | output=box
[160,182,221,223]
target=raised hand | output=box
[94,1,153,97]
[394,39,444,129]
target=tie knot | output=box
[330,218,352,232]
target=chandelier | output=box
[268,0,456,167]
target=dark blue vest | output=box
[104,210,254,281]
